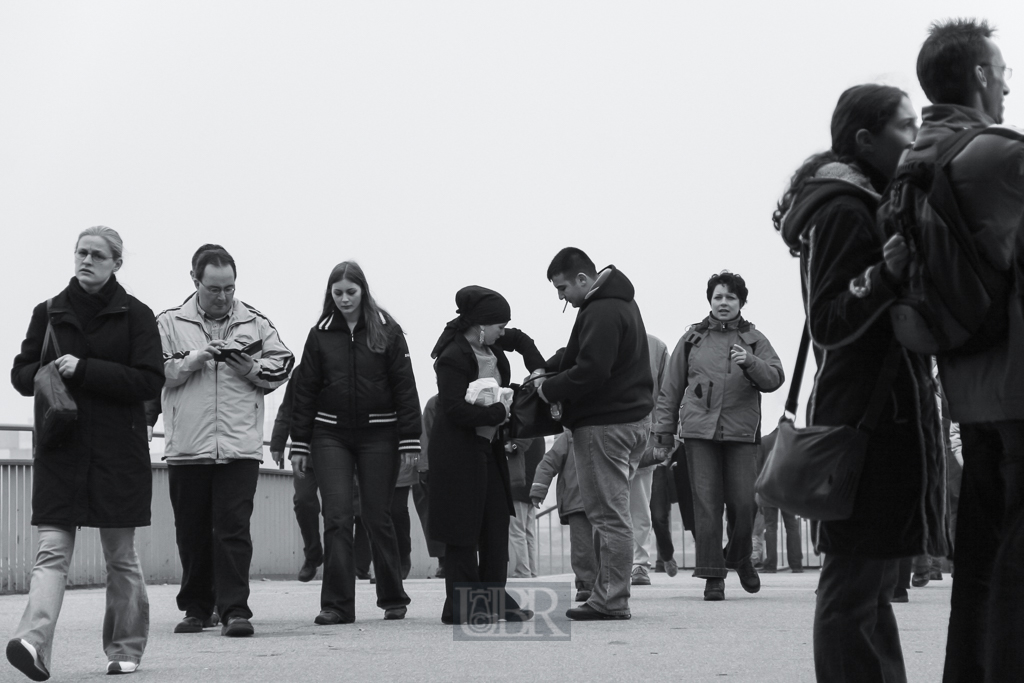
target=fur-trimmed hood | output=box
[779,162,880,253]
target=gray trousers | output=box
[13,526,149,669]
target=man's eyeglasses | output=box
[980,63,1013,80]
[199,282,235,296]
[75,249,112,263]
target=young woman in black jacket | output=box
[775,84,948,683]
[8,226,164,679]
[428,286,546,624]
[289,261,421,625]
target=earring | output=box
[479,328,486,345]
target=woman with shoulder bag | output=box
[7,226,164,680]
[774,84,949,683]
[652,271,784,601]
[288,261,420,625]
[427,286,546,624]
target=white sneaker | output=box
[106,660,139,675]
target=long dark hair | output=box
[772,84,907,254]
[321,261,394,353]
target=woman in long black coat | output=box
[7,226,164,680]
[775,85,948,683]
[427,286,545,624]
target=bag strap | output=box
[41,298,62,363]
[782,320,902,435]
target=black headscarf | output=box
[431,286,511,358]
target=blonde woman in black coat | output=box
[428,286,545,625]
[7,226,164,680]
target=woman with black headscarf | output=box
[427,286,546,624]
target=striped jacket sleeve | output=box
[241,316,294,391]
[387,326,422,453]
[287,330,320,458]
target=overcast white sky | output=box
[2,1,1022,437]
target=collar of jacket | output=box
[779,161,880,252]
[703,314,747,333]
[174,295,255,327]
[316,309,387,333]
[49,280,130,329]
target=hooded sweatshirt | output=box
[542,266,653,428]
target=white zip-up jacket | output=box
[157,295,294,462]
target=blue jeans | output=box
[572,416,651,616]
[311,426,410,620]
[13,526,149,669]
[814,554,905,683]
[686,439,757,578]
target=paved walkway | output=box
[1,569,951,683]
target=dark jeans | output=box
[441,449,518,623]
[686,439,757,578]
[650,465,675,563]
[411,473,445,559]
[293,463,323,566]
[943,420,1024,683]
[354,516,372,575]
[762,506,802,570]
[814,554,906,683]
[311,427,410,620]
[168,459,259,621]
[392,486,412,577]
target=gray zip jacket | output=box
[157,295,294,462]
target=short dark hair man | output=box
[539,247,653,620]
[914,18,1024,682]
[158,246,294,638]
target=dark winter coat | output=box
[782,162,949,558]
[542,266,653,429]
[11,277,165,528]
[905,105,1024,423]
[427,329,545,546]
[289,311,422,457]
[508,437,545,502]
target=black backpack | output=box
[878,127,1018,354]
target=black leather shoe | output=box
[892,588,909,603]
[502,609,534,622]
[384,607,407,620]
[203,609,220,628]
[565,603,630,620]
[298,560,320,583]
[574,590,591,602]
[173,617,204,634]
[221,616,254,637]
[736,561,761,594]
[704,578,725,601]
[911,572,930,588]
[314,610,347,625]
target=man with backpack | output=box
[906,19,1024,682]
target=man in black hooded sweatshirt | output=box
[538,247,653,620]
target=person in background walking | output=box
[270,375,324,583]
[754,429,803,574]
[653,272,784,601]
[508,437,544,578]
[8,226,164,679]
[413,395,446,578]
[428,286,545,624]
[774,83,948,682]
[531,430,595,602]
[288,261,419,624]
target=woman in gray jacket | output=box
[653,271,784,601]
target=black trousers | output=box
[442,451,519,623]
[311,427,410,620]
[168,459,259,621]
[762,505,803,570]
[411,473,446,559]
[293,463,323,566]
[392,486,412,577]
[814,554,906,683]
[649,465,675,563]
[943,420,1024,683]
